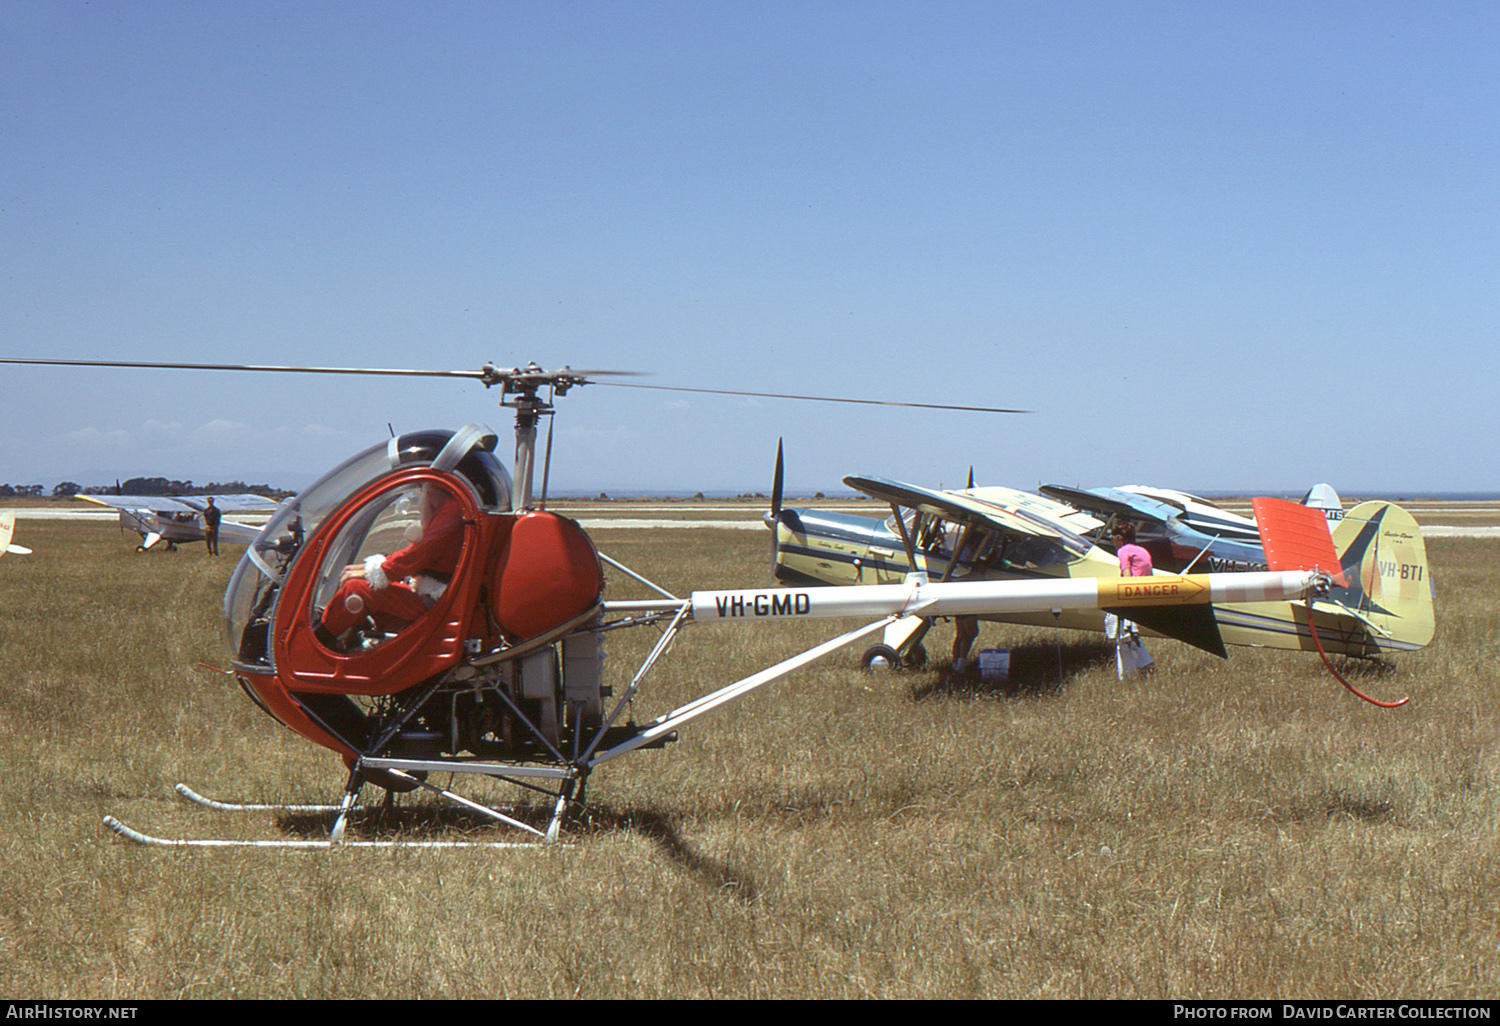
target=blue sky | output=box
[3,2,1495,496]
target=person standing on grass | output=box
[202,497,222,556]
[1109,521,1155,678]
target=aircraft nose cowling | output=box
[488,512,604,641]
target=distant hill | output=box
[107,477,292,499]
[0,478,293,500]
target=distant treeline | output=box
[1,478,291,499]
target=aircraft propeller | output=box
[766,438,789,579]
[771,438,784,520]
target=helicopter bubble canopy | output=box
[223,424,510,671]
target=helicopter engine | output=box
[384,631,607,763]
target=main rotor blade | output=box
[2,357,1024,412]
[0,358,642,381]
[0,358,487,379]
[598,381,1028,414]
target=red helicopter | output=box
[4,359,1334,848]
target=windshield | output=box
[223,426,510,671]
[309,479,469,652]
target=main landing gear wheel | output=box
[861,644,901,671]
[903,644,927,669]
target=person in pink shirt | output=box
[1109,522,1155,677]
[1113,521,1153,577]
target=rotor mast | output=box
[479,363,594,512]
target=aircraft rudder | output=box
[1300,483,1344,522]
[1331,501,1435,650]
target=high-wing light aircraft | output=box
[1036,483,1344,574]
[0,511,31,556]
[767,472,1433,677]
[0,357,1339,848]
[81,493,280,551]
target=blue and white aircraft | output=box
[82,493,280,551]
[1037,483,1343,574]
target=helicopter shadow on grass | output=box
[571,803,761,900]
[907,638,1119,701]
[274,798,759,900]
[275,803,549,842]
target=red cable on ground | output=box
[1306,616,1409,708]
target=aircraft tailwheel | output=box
[861,644,901,672]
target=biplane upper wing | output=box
[962,484,1106,534]
[845,475,1094,551]
[1038,484,1182,526]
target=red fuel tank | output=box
[488,511,604,640]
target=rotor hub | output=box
[479,362,595,406]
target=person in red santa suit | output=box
[318,483,466,648]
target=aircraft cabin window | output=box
[223,426,503,671]
[949,529,999,575]
[1000,535,1072,570]
[918,518,962,554]
[311,481,468,652]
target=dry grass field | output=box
[0,521,1496,999]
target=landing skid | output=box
[174,782,354,813]
[101,815,543,850]
[103,763,579,850]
